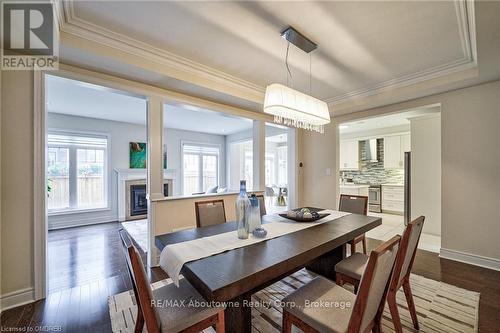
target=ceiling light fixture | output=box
[264,27,330,133]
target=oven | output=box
[369,185,382,213]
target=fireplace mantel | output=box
[115,168,176,221]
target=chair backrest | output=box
[348,235,401,333]
[195,199,226,228]
[255,194,266,216]
[339,194,368,215]
[265,186,275,197]
[391,216,425,289]
[119,230,161,333]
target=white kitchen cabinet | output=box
[340,140,359,170]
[384,136,401,169]
[400,133,411,163]
[384,134,410,169]
[340,185,369,197]
[382,185,404,214]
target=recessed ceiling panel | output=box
[71,1,465,101]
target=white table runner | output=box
[159,210,350,286]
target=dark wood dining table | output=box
[155,211,382,333]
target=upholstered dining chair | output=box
[339,194,369,254]
[255,194,267,216]
[195,199,226,228]
[119,230,225,333]
[335,216,425,333]
[282,235,401,333]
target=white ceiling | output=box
[339,108,440,135]
[70,1,464,101]
[58,1,500,114]
[46,75,253,135]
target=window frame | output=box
[47,129,111,215]
[181,141,221,195]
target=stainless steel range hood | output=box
[363,139,378,162]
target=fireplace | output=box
[130,185,147,216]
[130,183,170,217]
[125,179,172,220]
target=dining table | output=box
[155,209,382,333]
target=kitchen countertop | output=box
[340,184,370,188]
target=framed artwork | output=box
[130,142,146,168]
[129,142,167,169]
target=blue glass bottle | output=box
[236,180,250,239]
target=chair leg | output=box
[403,280,420,330]
[282,310,292,333]
[387,292,403,333]
[362,235,367,254]
[350,241,356,255]
[216,310,225,333]
[335,273,343,286]
[134,308,145,333]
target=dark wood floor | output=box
[1,222,499,332]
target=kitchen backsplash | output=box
[340,138,404,185]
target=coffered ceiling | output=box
[56,0,500,115]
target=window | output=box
[228,140,253,191]
[47,132,108,212]
[182,144,220,195]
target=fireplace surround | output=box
[125,179,172,220]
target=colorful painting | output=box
[130,142,146,168]
[129,142,168,169]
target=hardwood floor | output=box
[0,222,167,333]
[1,223,499,332]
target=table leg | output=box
[224,293,252,333]
[305,244,346,280]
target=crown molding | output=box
[55,0,477,108]
[326,0,477,106]
[55,0,265,104]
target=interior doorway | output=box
[338,106,442,253]
[42,73,148,294]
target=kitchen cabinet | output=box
[384,134,410,169]
[401,133,411,162]
[340,140,359,170]
[382,185,404,214]
[340,184,369,197]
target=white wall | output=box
[47,113,226,229]
[410,114,441,236]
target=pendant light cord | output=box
[309,53,312,95]
[285,42,293,87]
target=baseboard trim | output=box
[0,288,35,313]
[440,248,500,271]
[48,214,118,230]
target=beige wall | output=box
[410,115,441,236]
[298,121,340,209]
[153,191,263,235]
[303,80,500,261]
[1,70,34,296]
